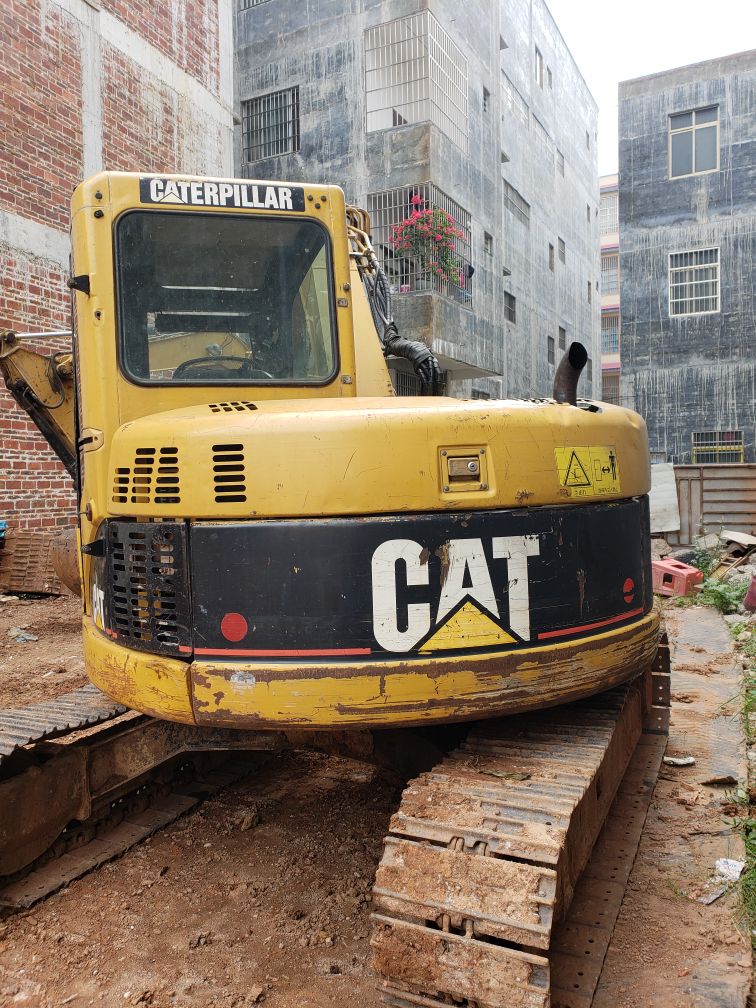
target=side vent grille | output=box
[105,520,191,655]
[112,447,180,505]
[213,443,246,503]
[208,401,258,413]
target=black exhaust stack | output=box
[553,342,588,406]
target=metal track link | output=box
[0,684,127,763]
[370,678,656,1008]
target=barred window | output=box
[692,430,743,464]
[503,180,529,228]
[602,372,620,406]
[669,248,719,315]
[533,116,554,162]
[556,149,564,175]
[600,194,618,234]
[501,72,529,128]
[392,370,422,396]
[239,0,272,7]
[504,291,516,323]
[242,88,300,163]
[670,106,718,178]
[558,326,566,350]
[601,315,619,354]
[558,238,565,264]
[601,254,618,295]
[365,11,468,152]
[547,335,555,364]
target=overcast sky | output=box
[544,0,754,176]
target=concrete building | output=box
[235,0,601,399]
[619,50,756,464]
[0,0,235,532]
[599,173,620,404]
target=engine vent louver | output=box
[213,443,247,503]
[105,520,191,655]
[207,401,258,413]
[111,447,180,506]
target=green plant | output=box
[693,545,717,577]
[389,197,465,284]
[699,576,749,614]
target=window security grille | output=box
[501,72,529,128]
[600,194,618,234]
[364,11,468,152]
[669,248,719,315]
[239,0,272,7]
[547,336,555,364]
[558,238,565,264]
[556,149,564,175]
[504,291,516,323]
[367,182,472,305]
[471,389,490,400]
[670,107,718,178]
[601,254,618,295]
[601,315,619,354]
[692,430,743,464]
[533,117,555,162]
[602,373,620,406]
[242,88,299,163]
[558,326,566,350]
[393,370,422,396]
[503,180,529,228]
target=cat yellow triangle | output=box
[419,601,516,652]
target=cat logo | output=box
[370,536,540,653]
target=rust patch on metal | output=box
[515,490,534,504]
[419,547,431,566]
[577,568,586,614]
[435,542,450,585]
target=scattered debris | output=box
[8,628,39,642]
[690,859,746,904]
[663,756,696,766]
[479,770,531,781]
[700,775,738,786]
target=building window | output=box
[239,0,272,7]
[533,117,555,162]
[692,430,743,464]
[535,47,543,88]
[364,11,469,152]
[547,335,555,364]
[586,203,591,223]
[601,254,618,295]
[471,389,490,400]
[586,130,590,149]
[556,149,564,175]
[482,87,490,113]
[601,315,619,354]
[367,182,472,304]
[602,372,620,406]
[669,248,719,315]
[600,193,618,234]
[558,326,566,350]
[587,280,592,304]
[586,358,592,383]
[504,291,516,323]
[242,87,300,162]
[501,72,529,128]
[548,243,555,271]
[483,232,493,256]
[547,67,552,88]
[503,179,530,228]
[670,106,718,178]
[558,238,565,264]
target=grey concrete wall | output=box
[235,0,599,399]
[619,51,756,463]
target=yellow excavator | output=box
[0,172,661,1007]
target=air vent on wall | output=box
[207,401,258,413]
[111,447,180,505]
[213,443,246,502]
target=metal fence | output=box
[367,181,473,305]
[666,463,756,545]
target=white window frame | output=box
[503,179,530,228]
[669,247,720,316]
[669,106,719,179]
[601,314,619,354]
[599,194,618,235]
[601,254,618,295]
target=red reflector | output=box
[221,612,248,642]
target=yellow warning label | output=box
[554,445,621,497]
[419,601,516,652]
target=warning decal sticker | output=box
[554,445,621,497]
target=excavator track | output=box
[370,671,667,1008]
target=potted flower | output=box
[389,196,465,289]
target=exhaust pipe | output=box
[553,342,588,406]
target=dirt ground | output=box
[0,596,753,1008]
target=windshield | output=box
[115,211,337,384]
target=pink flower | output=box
[411,195,422,204]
